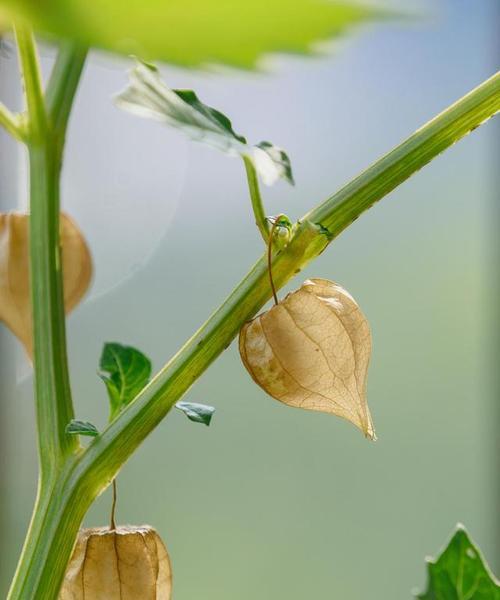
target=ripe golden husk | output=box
[239,278,375,439]
[59,526,172,600]
[0,211,92,357]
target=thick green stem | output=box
[15,27,84,478]
[5,457,89,600]
[29,142,79,477]
[8,71,499,599]
[7,38,87,600]
[305,72,500,232]
[21,36,87,478]
[243,155,269,242]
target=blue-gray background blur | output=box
[1,0,498,598]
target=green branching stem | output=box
[7,69,499,600]
[69,71,500,495]
[243,155,269,242]
[14,23,78,479]
[71,76,500,485]
[23,34,87,477]
[7,35,87,600]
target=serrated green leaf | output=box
[175,401,215,426]
[417,525,500,600]
[0,1,381,69]
[66,420,99,437]
[115,62,294,186]
[99,342,152,421]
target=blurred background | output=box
[1,0,498,597]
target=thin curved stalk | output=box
[243,155,269,242]
[7,69,499,600]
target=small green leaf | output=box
[175,401,215,426]
[66,420,99,437]
[99,342,152,421]
[115,63,293,186]
[417,525,500,599]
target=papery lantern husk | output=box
[239,278,376,440]
[0,212,92,357]
[59,526,172,600]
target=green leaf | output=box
[66,420,99,437]
[175,401,215,426]
[0,1,381,68]
[115,62,294,186]
[417,525,500,600]
[99,342,152,421]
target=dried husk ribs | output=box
[60,526,172,600]
[239,278,375,439]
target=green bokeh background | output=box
[0,1,498,598]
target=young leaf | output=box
[66,420,99,438]
[99,342,152,421]
[239,278,375,440]
[417,525,500,599]
[115,62,294,186]
[175,402,215,426]
[0,1,380,68]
